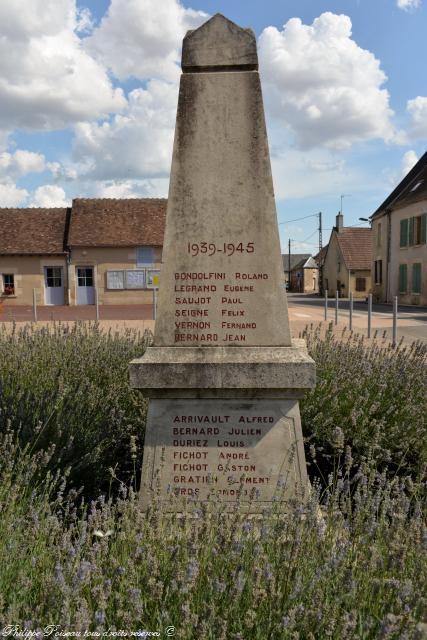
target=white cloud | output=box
[396,0,421,10]
[0,150,46,179]
[91,178,168,198]
[86,0,208,82]
[400,150,418,179]
[0,179,28,206]
[0,0,125,131]
[407,96,427,138]
[259,13,397,150]
[269,139,357,201]
[76,7,94,34]
[30,185,70,207]
[72,80,178,181]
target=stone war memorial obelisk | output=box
[129,14,316,512]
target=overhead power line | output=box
[278,213,318,225]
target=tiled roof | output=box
[282,253,311,271]
[372,151,427,219]
[314,245,328,265]
[336,228,372,270]
[69,198,167,247]
[0,208,68,254]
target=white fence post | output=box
[33,288,37,322]
[392,296,398,347]
[368,293,372,338]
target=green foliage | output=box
[0,323,148,497]
[301,325,427,480]
[0,428,426,637]
[0,322,426,635]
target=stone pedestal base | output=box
[140,397,308,512]
[129,340,315,512]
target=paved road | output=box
[1,296,426,344]
[287,293,427,344]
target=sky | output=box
[0,0,426,253]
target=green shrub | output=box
[0,323,148,497]
[0,428,425,638]
[301,325,427,481]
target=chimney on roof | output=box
[336,212,344,232]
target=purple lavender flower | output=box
[94,611,105,625]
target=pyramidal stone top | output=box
[182,13,258,72]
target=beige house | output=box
[68,199,165,305]
[0,208,69,307]
[323,214,372,298]
[371,152,427,305]
[0,199,166,306]
[282,254,319,292]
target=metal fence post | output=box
[392,296,398,347]
[368,293,372,338]
[335,290,339,325]
[33,288,37,322]
[324,290,328,321]
[95,287,99,321]
[349,291,353,331]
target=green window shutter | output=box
[421,213,427,245]
[408,217,415,246]
[400,219,408,247]
[399,264,407,293]
[412,263,421,294]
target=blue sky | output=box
[1,0,426,253]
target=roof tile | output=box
[0,208,68,254]
[336,228,372,270]
[68,198,167,247]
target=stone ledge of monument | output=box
[182,64,259,73]
[133,388,307,398]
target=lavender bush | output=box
[301,325,427,481]
[0,323,149,497]
[0,427,425,637]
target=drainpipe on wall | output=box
[386,209,391,303]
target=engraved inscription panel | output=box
[141,399,308,507]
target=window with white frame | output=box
[106,270,146,290]
[2,274,15,295]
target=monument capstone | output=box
[129,14,316,512]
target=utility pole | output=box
[288,238,291,292]
[318,211,323,296]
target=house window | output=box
[2,274,15,295]
[337,261,341,273]
[46,267,62,287]
[400,219,408,247]
[412,263,422,294]
[399,264,407,293]
[77,267,94,287]
[377,223,382,247]
[356,277,366,292]
[136,247,155,267]
[414,214,427,245]
[374,260,383,285]
[402,214,427,247]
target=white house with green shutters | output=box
[370,152,427,306]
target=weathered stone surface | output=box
[129,343,315,392]
[140,399,308,512]
[182,14,257,71]
[129,14,315,512]
[154,68,291,347]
